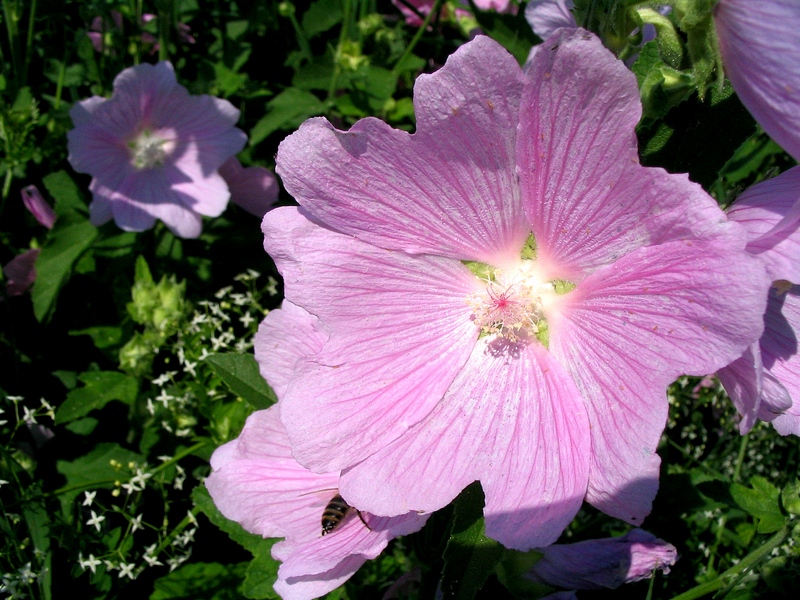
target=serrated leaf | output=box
[55,371,138,424]
[42,170,87,215]
[249,88,325,146]
[32,212,98,322]
[730,477,786,534]
[440,482,505,599]
[150,561,248,599]
[781,480,800,516]
[206,353,277,410]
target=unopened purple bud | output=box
[527,529,678,590]
[21,185,56,229]
[3,248,40,296]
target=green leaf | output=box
[206,353,277,410]
[42,170,88,215]
[440,482,505,599]
[249,88,325,146]
[31,211,98,322]
[302,0,343,39]
[69,326,124,350]
[781,480,800,516]
[192,487,280,599]
[55,371,138,424]
[150,561,248,600]
[730,477,786,534]
[471,6,538,65]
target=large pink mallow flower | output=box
[719,166,800,436]
[265,31,769,550]
[206,405,428,600]
[526,529,677,590]
[714,0,800,162]
[67,62,247,238]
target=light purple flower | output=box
[525,0,576,40]
[3,248,40,297]
[21,185,55,229]
[206,405,428,600]
[218,157,279,218]
[719,166,800,436]
[714,0,800,161]
[67,62,247,238]
[265,31,768,550]
[526,529,677,590]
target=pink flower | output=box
[525,0,576,40]
[265,31,768,550]
[206,405,428,600]
[714,0,800,161]
[526,529,677,590]
[218,157,279,218]
[3,249,40,297]
[719,166,800,436]
[21,185,55,229]
[67,62,247,238]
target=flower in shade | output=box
[218,157,280,218]
[67,62,247,238]
[526,529,677,590]
[525,0,576,40]
[264,31,768,550]
[714,0,800,161]
[206,405,428,600]
[718,166,800,436]
[21,185,55,229]
[3,249,40,297]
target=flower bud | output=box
[21,185,56,229]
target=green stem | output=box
[2,0,21,89]
[22,0,36,85]
[326,0,352,101]
[392,0,443,76]
[733,429,749,483]
[671,526,788,600]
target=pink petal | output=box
[518,28,738,280]
[727,166,800,282]
[525,0,576,40]
[219,157,279,218]
[263,207,479,473]
[276,36,529,265]
[717,344,765,434]
[551,239,769,522]
[21,185,56,229]
[3,249,40,296]
[714,0,800,161]
[340,338,590,550]
[254,301,329,399]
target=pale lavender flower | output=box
[526,529,677,590]
[526,0,576,40]
[21,185,55,229]
[719,166,800,436]
[206,406,428,600]
[263,31,768,550]
[67,62,247,238]
[3,249,39,297]
[218,157,279,218]
[714,0,800,161]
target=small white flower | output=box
[22,406,37,425]
[118,562,136,580]
[156,389,173,407]
[146,398,156,416]
[17,563,35,584]
[78,554,102,574]
[82,490,96,507]
[215,285,233,299]
[130,514,144,533]
[183,361,197,377]
[239,312,255,327]
[0,479,9,488]
[152,371,176,387]
[86,510,105,532]
[198,348,211,361]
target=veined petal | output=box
[551,239,768,521]
[340,338,590,550]
[264,207,479,473]
[714,0,800,161]
[276,36,528,264]
[727,166,800,282]
[717,344,764,434]
[254,301,329,400]
[518,28,735,279]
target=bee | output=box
[321,493,371,536]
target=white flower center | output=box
[129,130,169,169]
[467,261,555,342]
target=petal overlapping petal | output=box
[276,36,528,265]
[518,29,737,279]
[263,207,480,473]
[714,0,800,161]
[551,239,768,521]
[339,338,590,550]
[727,166,800,282]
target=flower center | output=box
[467,261,554,343]
[128,130,169,169]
